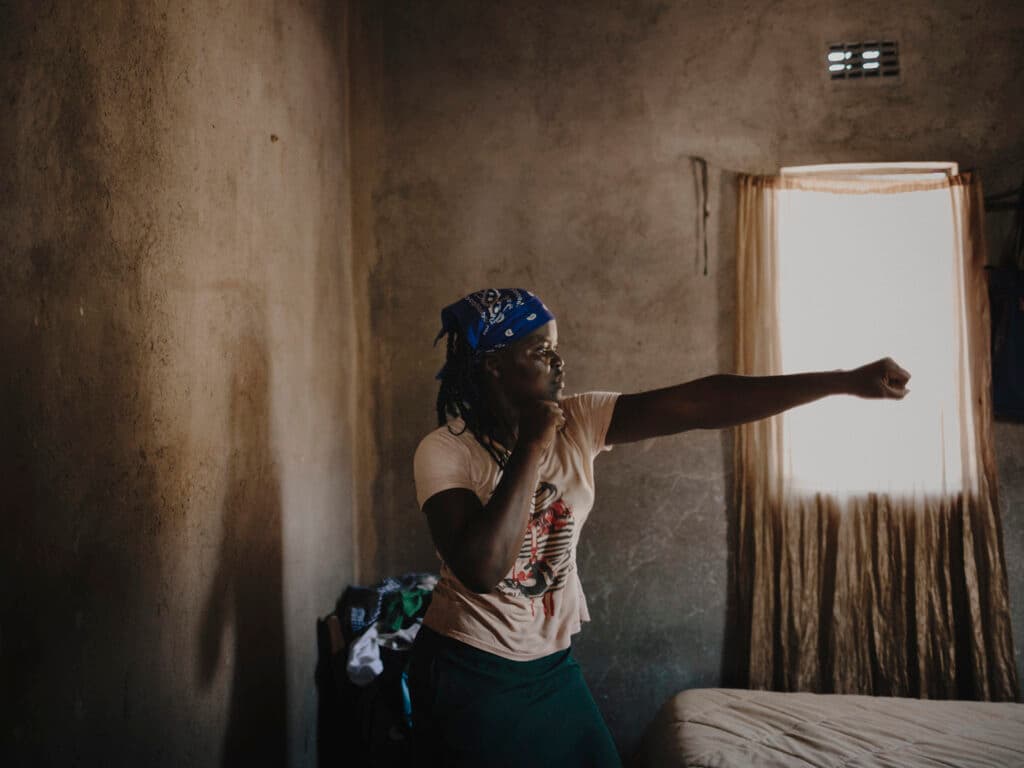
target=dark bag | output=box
[989,267,1024,421]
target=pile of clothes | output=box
[340,571,438,686]
[317,571,438,766]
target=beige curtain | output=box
[734,171,1019,700]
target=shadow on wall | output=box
[198,326,288,766]
[714,169,746,689]
[0,14,169,758]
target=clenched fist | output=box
[518,399,566,450]
[846,357,911,399]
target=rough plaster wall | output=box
[356,0,1024,757]
[1,1,358,765]
[348,2,385,588]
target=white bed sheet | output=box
[633,687,1024,768]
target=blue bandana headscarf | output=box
[434,288,555,380]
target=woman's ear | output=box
[482,351,502,378]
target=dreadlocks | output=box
[435,326,511,469]
[431,288,555,468]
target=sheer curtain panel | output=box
[734,168,1018,700]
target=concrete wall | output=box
[1,1,360,765]
[354,0,1024,757]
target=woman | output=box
[408,288,910,767]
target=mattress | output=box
[632,687,1024,768]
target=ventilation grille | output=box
[826,41,899,80]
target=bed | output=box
[631,688,1024,768]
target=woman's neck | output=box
[486,392,519,451]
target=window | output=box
[774,163,965,496]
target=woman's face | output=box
[487,320,565,405]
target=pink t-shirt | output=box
[413,391,620,660]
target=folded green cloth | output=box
[380,588,432,632]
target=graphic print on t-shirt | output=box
[496,481,574,616]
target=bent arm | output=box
[422,441,544,594]
[605,358,910,445]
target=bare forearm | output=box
[683,371,849,429]
[462,442,543,591]
[606,358,909,444]
[611,373,845,443]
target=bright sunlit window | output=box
[776,163,966,497]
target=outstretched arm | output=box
[604,357,910,445]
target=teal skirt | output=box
[407,625,622,767]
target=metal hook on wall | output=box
[691,156,710,276]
